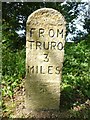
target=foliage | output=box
[2,2,89,44]
[2,37,90,118]
[2,2,90,118]
[61,38,90,109]
[2,40,25,97]
[2,48,25,76]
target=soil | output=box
[2,79,90,119]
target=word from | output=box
[30,28,64,38]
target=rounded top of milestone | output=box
[27,8,66,26]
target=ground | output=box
[2,79,90,119]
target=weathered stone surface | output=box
[26,8,66,111]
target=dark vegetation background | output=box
[2,2,90,119]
